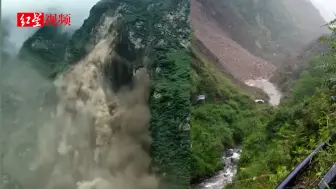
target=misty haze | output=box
[1,0,336,189]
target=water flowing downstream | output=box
[196,148,242,189]
[245,78,282,106]
[195,78,281,189]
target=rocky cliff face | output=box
[191,0,329,77]
[28,26,156,189]
[19,0,189,78]
[190,0,276,81]
[5,0,190,188]
[270,36,330,96]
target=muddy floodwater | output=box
[245,78,282,106]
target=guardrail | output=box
[318,162,336,189]
[276,131,336,189]
[275,143,325,189]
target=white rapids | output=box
[197,148,242,189]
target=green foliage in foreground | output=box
[228,91,336,189]
[226,19,336,189]
[189,47,260,182]
[191,19,336,189]
[149,46,190,189]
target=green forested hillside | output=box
[230,20,336,189]
[149,46,190,188]
[190,45,263,183]
[191,19,336,189]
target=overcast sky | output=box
[2,0,99,51]
[310,0,336,22]
[1,0,335,51]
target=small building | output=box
[191,94,206,105]
[197,95,206,103]
[254,99,265,104]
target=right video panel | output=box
[189,0,336,188]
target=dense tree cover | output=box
[191,18,336,189]
[225,19,336,189]
[149,46,190,188]
[189,46,261,182]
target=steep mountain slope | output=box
[192,0,329,66]
[189,1,334,188]
[3,0,190,188]
[190,11,336,188]
[228,28,336,189]
[270,37,330,97]
[190,0,276,81]
[189,44,257,183]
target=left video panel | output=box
[1,0,191,188]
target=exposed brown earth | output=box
[190,0,276,81]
